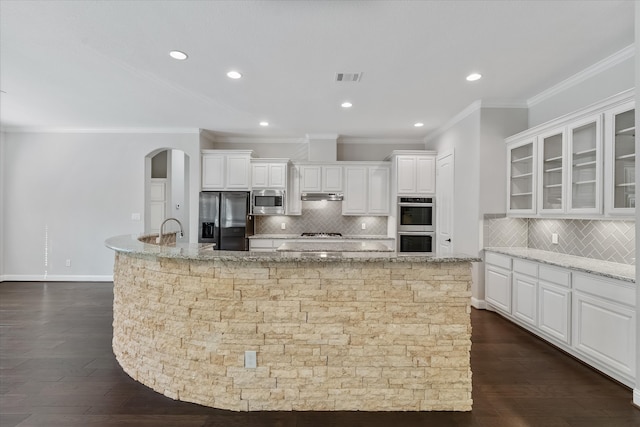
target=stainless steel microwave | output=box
[251,189,285,215]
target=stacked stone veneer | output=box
[112,253,473,411]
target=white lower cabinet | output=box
[485,252,512,313]
[538,281,571,344]
[484,250,636,387]
[512,272,537,327]
[572,273,636,384]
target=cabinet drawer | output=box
[513,259,538,277]
[539,265,571,288]
[485,252,512,270]
[573,273,635,307]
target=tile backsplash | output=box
[484,215,635,265]
[256,201,388,236]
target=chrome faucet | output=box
[159,217,184,244]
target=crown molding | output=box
[527,44,635,108]
[340,137,424,145]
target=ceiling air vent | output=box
[335,72,362,83]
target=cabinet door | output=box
[368,166,390,215]
[251,163,269,188]
[507,139,536,215]
[416,156,435,194]
[288,165,302,215]
[396,156,416,194]
[485,265,512,313]
[605,102,635,216]
[202,154,225,189]
[300,165,322,192]
[512,273,537,326]
[538,128,566,214]
[573,291,635,380]
[538,281,571,344]
[269,163,287,188]
[567,115,602,215]
[323,166,343,192]
[226,154,250,189]
[343,166,367,215]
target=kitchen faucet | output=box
[159,217,184,245]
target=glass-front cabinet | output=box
[567,115,602,214]
[507,139,536,215]
[605,102,635,215]
[538,128,565,214]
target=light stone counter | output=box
[484,247,635,283]
[106,234,479,412]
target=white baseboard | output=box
[471,297,487,310]
[1,274,113,282]
[633,388,640,408]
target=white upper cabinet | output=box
[506,90,634,218]
[390,152,436,196]
[299,164,343,192]
[604,101,635,216]
[202,150,253,190]
[567,115,602,215]
[287,164,302,215]
[251,159,288,189]
[538,127,566,214]
[507,138,536,215]
[342,163,390,216]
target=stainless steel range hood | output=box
[301,192,344,201]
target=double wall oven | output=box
[397,197,435,254]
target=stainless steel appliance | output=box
[397,197,434,231]
[397,232,435,253]
[397,197,435,253]
[199,192,254,250]
[252,189,285,215]
[301,192,343,201]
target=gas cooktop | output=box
[300,232,343,237]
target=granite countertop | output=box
[484,247,635,283]
[106,235,479,263]
[248,234,394,240]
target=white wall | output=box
[0,131,5,278]
[1,131,200,281]
[633,0,639,409]
[529,53,635,127]
[425,107,528,305]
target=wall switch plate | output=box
[551,233,559,244]
[361,223,366,230]
[131,213,141,221]
[244,351,257,368]
[65,259,71,267]
[281,222,286,230]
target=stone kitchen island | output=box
[105,235,479,412]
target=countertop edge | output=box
[106,235,479,263]
[484,247,635,283]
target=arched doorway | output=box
[144,149,190,242]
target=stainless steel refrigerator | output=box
[198,192,254,250]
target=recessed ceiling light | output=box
[414,122,424,127]
[466,73,482,82]
[169,50,188,60]
[341,101,353,108]
[227,70,242,79]
[259,121,269,127]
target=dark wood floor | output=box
[1,282,639,427]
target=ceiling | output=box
[0,1,635,140]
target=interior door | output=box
[436,152,454,255]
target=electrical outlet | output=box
[551,233,559,245]
[65,259,71,267]
[244,350,257,368]
[361,222,366,230]
[281,222,286,230]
